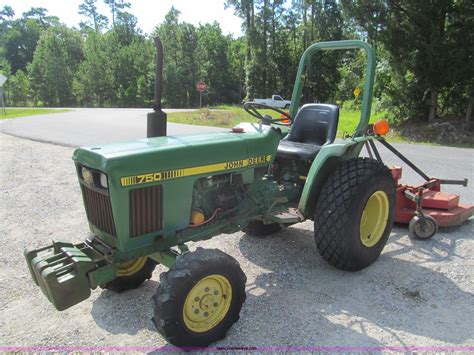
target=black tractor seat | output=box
[277,103,339,161]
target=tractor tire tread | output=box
[314,157,395,271]
[152,248,246,347]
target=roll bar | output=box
[288,40,376,137]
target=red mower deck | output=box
[391,169,474,227]
[366,138,472,239]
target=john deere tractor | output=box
[25,40,396,347]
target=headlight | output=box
[81,167,93,185]
[100,173,108,189]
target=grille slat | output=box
[141,188,146,234]
[83,186,116,236]
[130,185,163,237]
[131,188,137,237]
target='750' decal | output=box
[120,155,272,187]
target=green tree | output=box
[29,25,83,106]
[197,23,235,104]
[73,22,153,107]
[344,0,472,123]
[440,0,473,129]
[1,8,50,73]
[227,37,246,102]
[0,5,14,22]
[109,31,154,106]
[154,8,201,107]
[103,0,131,26]
[73,32,114,106]
[7,69,31,106]
[225,0,257,99]
[79,0,109,32]
[22,7,59,27]
[308,0,344,103]
[114,11,140,45]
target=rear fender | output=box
[298,140,365,218]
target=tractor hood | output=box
[72,123,281,184]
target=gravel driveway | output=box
[0,132,473,350]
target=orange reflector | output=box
[279,112,290,124]
[373,119,390,136]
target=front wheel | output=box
[152,248,246,347]
[314,158,396,271]
[103,257,157,292]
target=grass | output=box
[0,108,71,119]
[167,104,397,139]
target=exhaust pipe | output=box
[147,36,167,138]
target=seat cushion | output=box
[276,140,322,161]
[285,104,339,146]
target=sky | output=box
[0,0,244,36]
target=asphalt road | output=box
[0,108,223,147]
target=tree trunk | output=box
[428,89,438,123]
[262,0,268,95]
[244,0,255,100]
[239,54,244,102]
[271,0,277,92]
[466,96,473,131]
[302,0,307,50]
[293,23,297,54]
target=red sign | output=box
[196,81,207,92]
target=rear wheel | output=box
[152,248,246,347]
[242,220,281,237]
[103,257,157,292]
[314,158,395,271]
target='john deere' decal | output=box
[120,155,272,187]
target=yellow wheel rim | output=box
[359,190,389,247]
[116,257,147,277]
[183,274,232,333]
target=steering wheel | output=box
[243,102,293,126]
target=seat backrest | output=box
[285,103,339,146]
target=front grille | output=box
[83,186,116,236]
[130,185,163,237]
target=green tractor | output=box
[25,40,395,347]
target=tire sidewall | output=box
[155,250,246,347]
[175,263,245,345]
[344,174,395,266]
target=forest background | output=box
[0,0,472,132]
